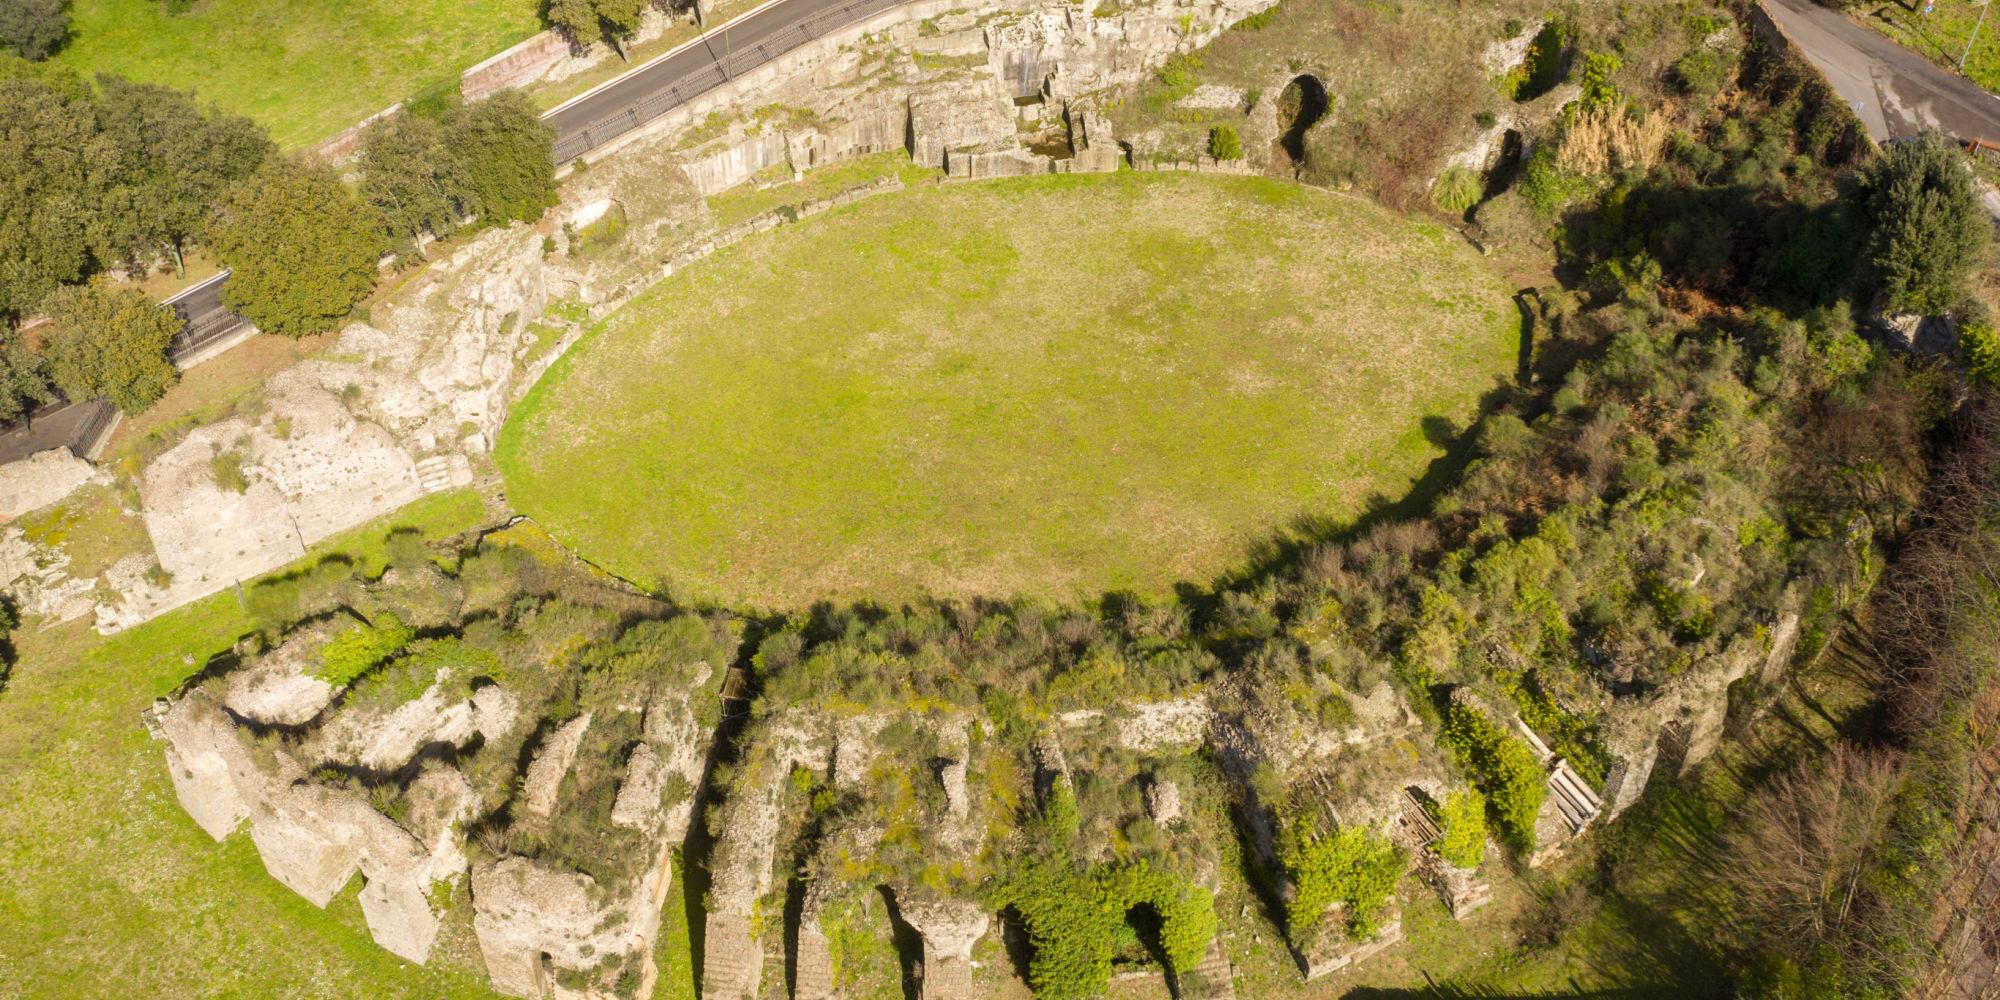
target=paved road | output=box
[1763,0,2000,144]
[544,0,907,161]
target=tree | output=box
[448,90,557,225]
[0,0,67,60]
[207,158,384,336]
[40,281,178,413]
[546,0,648,59]
[0,334,52,424]
[354,91,554,253]
[0,69,108,320]
[92,75,270,277]
[1861,130,1990,316]
[358,108,472,253]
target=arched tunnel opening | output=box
[1276,74,1330,167]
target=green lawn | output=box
[53,0,542,149]
[499,171,1519,609]
[0,489,505,999]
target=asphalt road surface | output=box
[1763,0,2000,144]
[544,0,905,160]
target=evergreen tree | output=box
[0,69,107,319]
[92,75,271,277]
[0,334,53,424]
[0,0,67,61]
[1861,131,1991,316]
[40,281,178,413]
[358,108,472,253]
[207,159,384,336]
[450,90,557,225]
[546,0,648,59]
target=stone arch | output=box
[1274,74,1330,167]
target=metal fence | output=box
[552,0,909,163]
[168,308,249,361]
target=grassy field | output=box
[499,171,1519,609]
[52,0,541,149]
[0,489,506,999]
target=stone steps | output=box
[919,955,973,1000]
[792,925,834,1000]
[701,912,765,1000]
[414,455,457,494]
[1181,937,1236,1000]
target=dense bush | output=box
[1280,821,1405,940]
[1438,701,1545,852]
[1431,166,1482,215]
[1435,789,1487,869]
[1208,124,1242,161]
[315,612,415,688]
[996,856,1218,998]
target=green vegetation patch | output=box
[51,0,541,149]
[500,172,1517,607]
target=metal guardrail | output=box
[169,309,249,360]
[552,0,907,162]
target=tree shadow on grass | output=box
[1208,371,1524,601]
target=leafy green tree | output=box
[0,69,106,319]
[39,281,179,413]
[359,108,473,253]
[0,0,67,60]
[1860,131,1990,315]
[0,334,53,424]
[449,90,557,225]
[92,75,271,277]
[207,158,384,336]
[546,0,648,59]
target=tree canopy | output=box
[0,0,67,61]
[1861,131,1991,316]
[0,67,104,319]
[39,281,178,413]
[208,158,384,336]
[91,75,271,277]
[357,90,554,253]
[546,0,648,57]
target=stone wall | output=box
[461,9,678,103]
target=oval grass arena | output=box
[499,172,1519,607]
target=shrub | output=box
[209,450,249,494]
[1435,790,1487,869]
[1439,700,1546,852]
[1965,322,2000,386]
[1281,821,1405,940]
[1208,124,1242,161]
[1673,48,1730,96]
[1518,142,1579,216]
[1860,131,1989,315]
[316,612,416,688]
[1431,166,1482,214]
